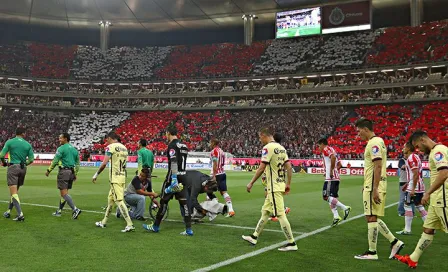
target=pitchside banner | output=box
[322,1,371,34]
[307,167,398,176]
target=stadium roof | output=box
[0,0,395,31]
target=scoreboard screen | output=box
[276,7,321,39]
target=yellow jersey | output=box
[363,136,387,192]
[429,144,448,207]
[105,142,128,184]
[261,141,289,193]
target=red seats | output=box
[156,42,268,79]
[29,43,77,79]
[367,21,448,66]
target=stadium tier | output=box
[2,101,446,158]
[1,21,447,80]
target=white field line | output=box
[0,200,303,234]
[192,202,399,272]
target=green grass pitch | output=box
[276,25,321,38]
[0,166,446,271]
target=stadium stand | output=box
[0,109,71,153]
[328,104,424,159]
[29,43,77,79]
[69,112,130,151]
[72,45,171,81]
[155,42,269,79]
[253,31,378,75]
[367,21,448,66]
[0,42,30,76]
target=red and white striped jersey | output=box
[210,146,226,176]
[405,153,425,193]
[322,146,340,181]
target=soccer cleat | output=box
[285,207,291,215]
[13,215,25,222]
[121,225,135,233]
[72,209,82,220]
[389,239,405,259]
[142,223,159,233]
[52,210,62,217]
[269,216,279,222]
[3,211,11,219]
[116,209,121,219]
[242,235,257,245]
[180,229,194,236]
[354,251,379,260]
[278,243,298,252]
[95,221,106,228]
[343,206,352,220]
[395,254,418,269]
[396,229,411,235]
[331,216,342,227]
[226,211,236,218]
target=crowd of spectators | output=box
[253,31,378,75]
[0,109,71,153]
[155,42,268,79]
[367,21,448,66]
[72,45,171,81]
[1,21,448,80]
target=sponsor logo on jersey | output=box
[372,145,380,155]
[434,152,444,161]
[169,149,176,157]
[262,148,268,156]
[274,148,286,154]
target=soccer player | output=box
[243,128,297,252]
[353,119,404,260]
[183,170,221,218]
[0,127,34,221]
[136,138,154,175]
[265,132,291,222]
[396,142,427,235]
[142,125,192,236]
[209,138,235,217]
[395,131,448,268]
[92,132,135,233]
[317,138,351,227]
[119,168,158,220]
[45,133,82,219]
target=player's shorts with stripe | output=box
[160,175,187,201]
[262,191,285,217]
[322,180,340,199]
[216,174,227,192]
[423,205,448,233]
[57,169,75,190]
[7,164,27,187]
[363,190,386,217]
[108,183,125,202]
[404,192,424,205]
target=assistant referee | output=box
[46,133,82,219]
[136,138,154,175]
[0,127,35,221]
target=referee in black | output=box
[0,127,35,221]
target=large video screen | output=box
[321,1,371,34]
[276,7,321,39]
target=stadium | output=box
[0,0,447,271]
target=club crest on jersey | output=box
[372,145,380,155]
[434,152,444,161]
[262,148,268,156]
[169,149,176,157]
